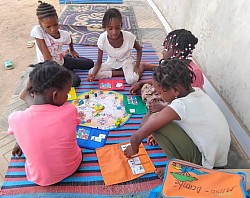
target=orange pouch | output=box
[160,159,249,198]
[96,143,155,186]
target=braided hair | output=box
[36,1,57,20]
[102,8,122,28]
[153,59,196,91]
[29,61,72,94]
[164,29,198,59]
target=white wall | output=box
[152,0,250,131]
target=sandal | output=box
[4,60,14,70]
[26,41,35,48]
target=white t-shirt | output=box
[169,88,231,168]
[31,25,71,65]
[97,30,136,69]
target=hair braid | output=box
[153,59,196,91]
[165,29,198,59]
[102,8,122,28]
[36,1,57,20]
[29,61,72,94]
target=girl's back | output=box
[169,88,230,168]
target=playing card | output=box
[131,165,145,175]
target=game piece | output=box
[115,118,122,127]
[90,90,94,94]
[85,95,89,99]
[76,125,109,149]
[94,93,98,97]
[94,103,104,111]
[78,99,84,106]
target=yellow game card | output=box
[68,87,77,101]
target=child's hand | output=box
[134,66,142,76]
[148,102,166,113]
[69,50,79,58]
[12,143,23,157]
[124,145,137,158]
[130,82,142,95]
[87,74,95,82]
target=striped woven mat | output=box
[0,44,166,198]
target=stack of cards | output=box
[120,143,145,175]
[76,125,109,149]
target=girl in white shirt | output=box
[124,59,231,178]
[31,1,94,87]
[87,8,142,85]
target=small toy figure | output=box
[79,99,84,105]
[85,95,89,99]
[94,93,98,97]
[90,90,94,94]
[115,118,122,127]
[94,103,105,111]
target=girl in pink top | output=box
[8,61,82,186]
[130,29,204,110]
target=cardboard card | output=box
[98,79,124,90]
[76,125,109,150]
[68,87,77,101]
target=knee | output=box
[85,59,94,69]
[72,75,81,87]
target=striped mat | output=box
[59,0,123,4]
[0,44,166,198]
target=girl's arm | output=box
[87,48,103,81]
[35,38,52,61]
[129,79,153,95]
[133,41,142,74]
[124,106,180,158]
[68,38,79,58]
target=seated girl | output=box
[124,59,231,179]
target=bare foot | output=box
[155,169,165,180]
[147,134,158,146]
[148,102,166,113]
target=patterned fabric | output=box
[0,44,166,198]
[59,5,140,46]
[59,0,123,4]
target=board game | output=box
[71,90,131,130]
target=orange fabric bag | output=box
[96,143,155,186]
[161,159,248,198]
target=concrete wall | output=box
[152,0,250,131]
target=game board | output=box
[71,90,131,130]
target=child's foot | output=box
[148,102,166,113]
[155,169,165,180]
